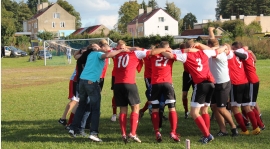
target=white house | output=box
[127,7,178,37]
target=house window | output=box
[52,22,55,28]
[53,13,60,18]
[60,22,65,28]
[165,26,168,31]
[34,23,37,28]
[138,26,144,32]
[28,24,31,30]
[158,17,164,22]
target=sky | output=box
[24,0,218,29]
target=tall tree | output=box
[165,1,181,33]
[1,6,16,45]
[117,1,140,33]
[27,0,48,14]
[182,13,197,30]
[148,0,158,9]
[16,2,33,32]
[141,0,147,11]
[57,0,82,29]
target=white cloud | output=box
[97,15,118,29]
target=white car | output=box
[4,46,21,57]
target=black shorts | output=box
[114,83,140,106]
[211,81,231,107]
[144,78,152,101]
[182,71,194,92]
[191,81,215,107]
[230,83,250,106]
[111,76,115,90]
[150,83,175,104]
[249,82,259,106]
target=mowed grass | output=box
[1,56,270,149]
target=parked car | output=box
[16,49,28,57]
[4,46,21,57]
[38,50,52,59]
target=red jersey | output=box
[151,54,175,84]
[227,51,248,85]
[114,50,149,84]
[236,48,259,83]
[143,56,152,78]
[100,58,108,78]
[175,50,216,84]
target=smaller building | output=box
[72,25,110,36]
[25,2,76,39]
[127,7,178,37]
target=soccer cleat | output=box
[185,112,189,119]
[122,135,128,144]
[111,114,117,122]
[217,130,229,136]
[68,130,76,138]
[260,125,265,131]
[170,133,181,142]
[139,109,144,119]
[89,134,102,142]
[128,133,141,143]
[231,128,239,137]
[201,134,214,144]
[252,127,261,135]
[65,125,70,130]
[58,118,67,126]
[156,132,162,143]
[240,130,250,135]
[79,131,86,137]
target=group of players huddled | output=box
[57,27,265,144]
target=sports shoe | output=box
[65,125,70,130]
[252,127,261,135]
[139,109,144,119]
[122,135,128,144]
[217,130,228,136]
[156,132,162,142]
[201,134,214,144]
[128,133,141,143]
[260,125,265,130]
[185,112,189,119]
[68,129,76,138]
[231,128,238,137]
[111,114,117,122]
[58,118,67,126]
[240,130,250,135]
[79,131,86,137]
[89,134,102,142]
[170,132,180,142]
[162,115,168,121]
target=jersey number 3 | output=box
[118,54,129,68]
[196,58,203,71]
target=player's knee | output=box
[167,102,176,108]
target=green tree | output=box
[182,13,197,30]
[245,21,262,36]
[148,0,158,9]
[141,0,147,11]
[57,0,82,29]
[1,6,16,45]
[27,0,48,14]
[165,1,181,34]
[222,19,245,38]
[16,2,33,32]
[37,30,54,40]
[117,1,140,33]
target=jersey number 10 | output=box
[118,54,129,68]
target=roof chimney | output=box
[146,7,152,14]
[139,9,144,15]
[37,2,49,13]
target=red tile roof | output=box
[29,4,54,20]
[72,25,101,35]
[128,8,177,25]
[181,29,204,36]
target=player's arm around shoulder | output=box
[101,48,127,59]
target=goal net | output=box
[42,38,116,66]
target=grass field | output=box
[1,56,270,149]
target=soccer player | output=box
[149,41,180,143]
[165,44,228,144]
[69,42,126,142]
[227,43,261,135]
[207,27,238,136]
[181,40,195,119]
[231,42,265,130]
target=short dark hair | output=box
[159,41,169,48]
[208,39,219,47]
[232,41,243,49]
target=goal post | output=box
[43,38,116,66]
